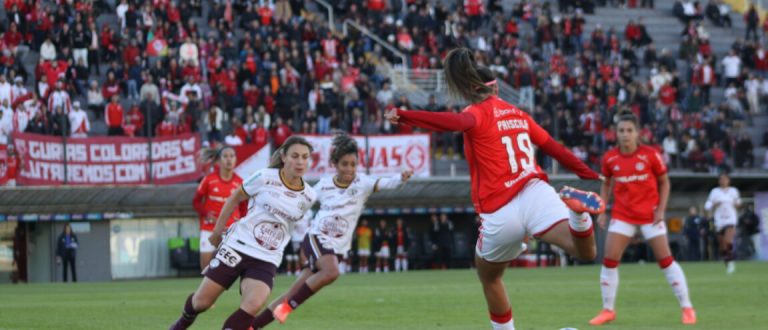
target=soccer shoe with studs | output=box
[589,309,616,326]
[273,302,294,324]
[560,186,606,214]
[682,307,697,325]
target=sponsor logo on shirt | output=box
[263,204,302,222]
[493,107,517,118]
[504,169,535,188]
[319,216,349,238]
[253,222,286,250]
[615,174,649,183]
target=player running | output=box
[250,134,412,329]
[193,146,247,269]
[386,47,605,330]
[589,111,696,326]
[169,136,316,330]
[705,172,741,274]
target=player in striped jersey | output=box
[251,134,412,328]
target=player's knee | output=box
[240,297,267,315]
[321,266,341,284]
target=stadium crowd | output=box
[0,0,766,175]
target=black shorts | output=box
[204,246,277,289]
[284,240,296,256]
[301,234,342,273]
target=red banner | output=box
[11,132,201,185]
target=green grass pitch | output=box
[0,262,765,329]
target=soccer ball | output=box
[559,328,578,330]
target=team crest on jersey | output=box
[636,162,645,171]
[253,221,286,250]
[298,201,307,212]
[347,188,358,196]
[613,165,620,171]
[284,191,298,198]
[319,216,349,238]
[213,187,219,193]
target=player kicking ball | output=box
[386,48,606,330]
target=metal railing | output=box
[314,0,336,32]
[342,19,408,73]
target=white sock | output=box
[490,319,515,330]
[395,259,401,271]
[384,266,389,272]
[339,262,347,274]
[403,259,408,271]
[662,262,693,308]
[569,210,592,232]
[600,266,619,310]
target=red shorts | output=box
[204,246,277,289]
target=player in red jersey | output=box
[589,111,696,326]
[386,48,605,330]
[193,146,248,269]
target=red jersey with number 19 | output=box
[463,96,551,213]
[601,145,667,224]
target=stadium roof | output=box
[2,173,768,217]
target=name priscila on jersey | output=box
[497,119,529,132]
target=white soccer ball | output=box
[559,328,578,330]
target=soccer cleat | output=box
[682,307,697,325]
[273,302,294,324]
[560,186,606,214]
[726,261,736,274]
[589,309,616,326]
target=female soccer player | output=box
[169,136,316,330]
[589,111,696,326]
[193,146,247,269]
[386,47,605,330]
[705,172,741,274]
[250,134,412,328]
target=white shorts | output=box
[377,246,390,258]
[358,249,371,257]
[475,180,570,263]
[714,217,737,232]
[396,246,406,256]
[200,230,216,253]
[608,219,667,240]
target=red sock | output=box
[490,309,513,323]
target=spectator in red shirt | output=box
[102,71,121,100]
[659,83,677,107]
[271,116,292,148]
[105,95,125,136]
[126,104,145,136]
